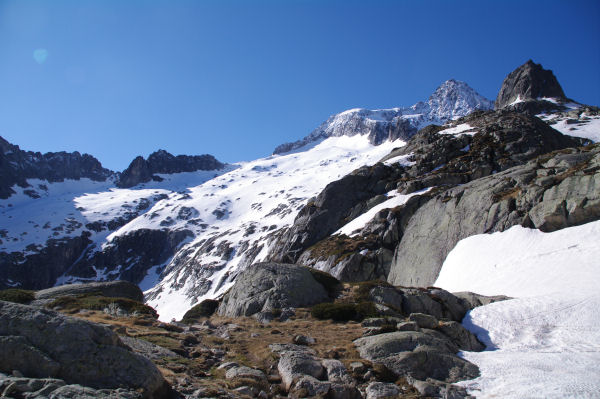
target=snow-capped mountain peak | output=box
[273,80,493,154]
[426,79,494,121]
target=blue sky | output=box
[1,0,599,171]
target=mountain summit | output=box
[273,79,493,154]
[495,60,567,109]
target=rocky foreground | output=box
[0,269,507,399]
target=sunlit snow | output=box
[435,221,600,398]
[144,135,407,320]
[335,187,432,237]
[438,123,477,136]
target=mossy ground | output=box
[0,288,35,304]
[47,294,158,318]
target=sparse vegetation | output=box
[352,280,392,302]
[47,294,158,318]
[311,301,378,322]
[0,288,35,304]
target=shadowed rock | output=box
[0,301,171,399]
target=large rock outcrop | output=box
[217,262,329,317]
[0,136,113,199]
[495,60,567,109]
[389,143,600,286]
[268,109,585,283]
[116,149,224,188]
[0,301,170,398]
[33,281,144,304]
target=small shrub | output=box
[0,289,35,304]
[355,301,379,319]
[311,300,379,322]
[47,295,158,318]
[352,280,392,302]
[180,299,219,323]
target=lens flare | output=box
[33,48,48,64]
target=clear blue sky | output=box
[1,0,599,171]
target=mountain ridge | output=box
[273,79,493,154]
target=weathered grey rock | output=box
[216,361,239,370]
[232,386,253,396]
[293,335,316,345]
[495,60,566,109]
[365,382,400,399]
[291,375,330,397]
[438,321,485,352]
[119,335,180,360]
[378,349,479,383]
[321,359,353,384]
[349,362,367,374]
[362,317,402,327]
[217,263,329,317]
[408,313,439,329]
[0,336,60,378]
[411,379,471,399]
[0,374,142,399]
[0,376,65,397]
[355,331,477,383]
[396,321,420,332]
[389,144,600,287]
[328,383,362,399]
[452,292,510,309]
[355,331,457,359]
[225,366,266,381]
[0,301,170,399]
[278,351,324,390]
[48,385,143,399]
[34,281,144,303]
[369,286,404,312]
[269,343,316,355]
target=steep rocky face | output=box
[0,233,93,290]
[389,143,600,286]
[0,136,113,199]
[117,150,225,188]
[268,110,584,282]
[495,60,567,109]
[273,79,493,154]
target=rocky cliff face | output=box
[117,150,225,188]
[273,79,493,154]
[267,109,589,282]
[0,136,113,199]
[495,60,567,110]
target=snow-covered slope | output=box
[538,104,600,143]
[273,79,493,153]
[434,221,600,398]
[144,135,406,320]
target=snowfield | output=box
[143,135,407,321]
[435,221,600,398]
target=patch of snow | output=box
[383,153,415,167]
[542,113,600,143]
[434,221,600,398]
[438,123,477,136]
[335,187,432,237]
[508,95,525,106]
